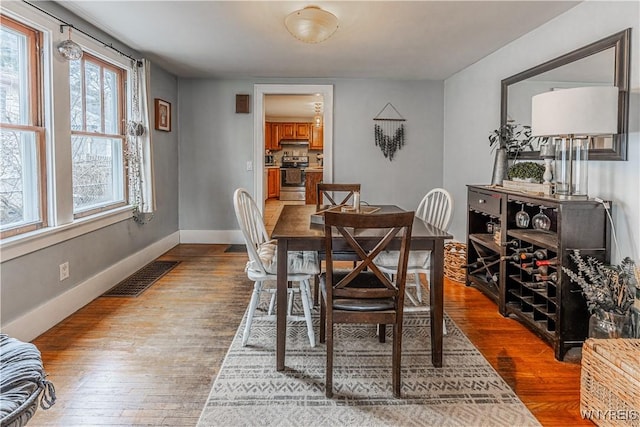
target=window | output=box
[0,15,46,239]
[69,52,126,217]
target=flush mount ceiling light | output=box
[57,26,83,61]
[285,5,338,44]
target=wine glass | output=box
[532,206,551,231]
[515,204,530,228]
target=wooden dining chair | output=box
[319,210,414,398]
[374,188,453,306]
[313,183,362,305]
[316,183,361,210]
[233,188,318,347]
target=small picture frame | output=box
[154,98,171,132]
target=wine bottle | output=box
[461,261,482,270]
[534,272,558,283]
[461,254,500,269]
[524,265,548,275]
[533,249,548,260]
[518,248,547,261]
[535,258,557,267]
[501,239,519,248]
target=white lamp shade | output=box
[285,6,338,44]
[531,86,618,137]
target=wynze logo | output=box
[581,410,639,421]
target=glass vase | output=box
[588,311,632,339]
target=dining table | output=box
[271,204,453,371]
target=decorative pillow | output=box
[374,250,432,270]
[247,240,319,275]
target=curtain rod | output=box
[23,0,142,66]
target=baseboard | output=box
[180,229,244,244]
[1,231,180,342]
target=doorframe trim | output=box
[253,84,334,209]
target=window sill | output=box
[0,206,134,262]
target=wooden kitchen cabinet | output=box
[295,123,310,139]
[279,123,296,139]
[274,122,311,141]
[305,170,323,204]
[265,122,272,150]
[310,124,323,150]
[265,122,280,150]
[267,168,280,199]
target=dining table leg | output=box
[430,240,444,367]
[276,238,288,371]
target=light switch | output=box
[246,161,253,171]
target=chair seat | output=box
[321,271,395,311]
[247,240,319,275]
[374,250,431,270]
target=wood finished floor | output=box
[28,200,591,426]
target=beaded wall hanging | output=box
[373,102,406,161]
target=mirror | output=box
[501,28,630,160]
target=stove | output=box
[280,156,309,201]
[281,155,309,168]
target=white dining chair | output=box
[233,188,318,347]
[374,188,454,307]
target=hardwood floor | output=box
[27,201,591,426]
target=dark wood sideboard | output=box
[466,185,610,360]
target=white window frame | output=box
[0,2,135,263]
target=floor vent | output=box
[224,244,247,253]
[103,261,180,297]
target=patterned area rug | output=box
[197,292,540,427]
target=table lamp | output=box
[531,86,618,199]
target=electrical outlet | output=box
[59,262,69,281]
[246,161,253,171]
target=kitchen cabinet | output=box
[310,124,323,150]
[265,122,272,150]
[466,185,609,360]
[273,122,311,141]
[265,122,280,150]
[295,123,310,139]
[305,170,323,204]
[279,123,296,139]
[267,168,280,199]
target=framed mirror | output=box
[501,28,630,161]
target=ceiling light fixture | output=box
[314,102,323,127]
[57,26,83,61]
[285,5,338,44]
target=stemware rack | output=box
[465,185,610,360]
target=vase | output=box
[588,311,632,339]
[491,147,508,185]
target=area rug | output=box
[197,293,540,427]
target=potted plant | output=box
[507,162,545,183]
[488,120,534,157]
[488,120,534,185]
[562,250,638,338]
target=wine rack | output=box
[466,185,610,360]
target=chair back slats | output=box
[233,188,270,275]
[416,188,453,231]
[323,210,414,306]
[320,209,415,398]
[316,183,361,210]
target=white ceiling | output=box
[57,1,580,116]
[59,1,580,80]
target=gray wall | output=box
[178,78,444,231]
[0,4,180,328]
[444,1,640,261]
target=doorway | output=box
[253,84,334,211]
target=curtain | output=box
[127,59,156,220]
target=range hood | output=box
[280,140,309,145]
